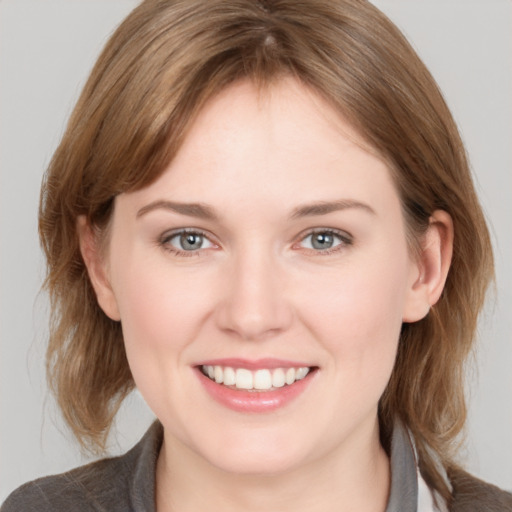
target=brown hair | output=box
[39,0,493,502]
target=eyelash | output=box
[297,228,353,255]
[159,228,214,258]
[158,228,353,258]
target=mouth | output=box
[195,360,317,413]
[199,364,313,391]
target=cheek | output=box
[299,249,410,379]
[110,256,217,421]
[117,279,193,348]
[109,241,213,349]
[108,243,198,357]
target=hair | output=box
[39,0,494,503]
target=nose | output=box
[215,248,293,341]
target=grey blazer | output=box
[2,421,511,512]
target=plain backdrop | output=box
[1,0,511,501]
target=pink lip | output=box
[195,358,311,370]
[194,363,317,414]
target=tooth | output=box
[272,368,285,388]
[285,367,296,385]
[214,366,224,383]
[235,368,253,389]
[296,367,309,380]
[204,365,311,389]
[223,367,236,386]
[254,369,272,390]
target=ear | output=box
[77,216,121,321]
[402,210,454,323]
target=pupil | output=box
[312,233,333,250]
[181,233,202,250]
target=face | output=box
[95,77,425,475]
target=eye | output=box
[299,230,351,252]
[161,230,214,253]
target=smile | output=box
[195,360,317,413]
[200,365,311,391]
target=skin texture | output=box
[79,77,453,512]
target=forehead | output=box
[177,76,377,167]
[118,77,400,222]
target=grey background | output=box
[1,0,511,501]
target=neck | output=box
[156,419,390,512]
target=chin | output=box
[210,451,304,477]
[196,430,310,476]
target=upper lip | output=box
[195,358,315,370]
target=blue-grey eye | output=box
[168,232,213,251]
[301,231,347,251]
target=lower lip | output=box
[196,368,315,413]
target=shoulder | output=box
[1,455,132,512]
[1,421,162,512]
[449,468,512,512]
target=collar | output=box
[385,422,418,511]
[386,422,450,512]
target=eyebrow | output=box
[290,199,376,219]
[136,198,375,221]
[136,200,218,220]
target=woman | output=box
[2,0,511,510]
